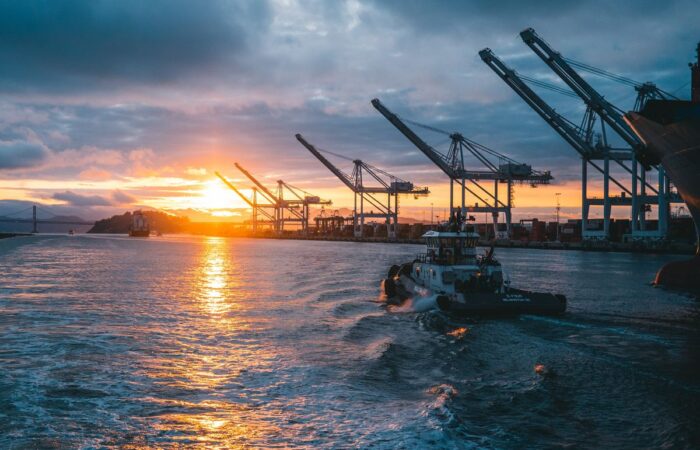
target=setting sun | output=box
[198,179,247,210]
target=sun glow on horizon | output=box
[197,180,248,210]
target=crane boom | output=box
[215,171,256,208]
[479,48,599,158]
[371,98,457,178]
[479,48,639,195]
[234,163,279,204]
[519,28,643,152]
[295,134,357,192]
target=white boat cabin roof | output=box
[421,230,480,239]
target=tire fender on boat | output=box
[388,264,400,279]
[384,278,397,298]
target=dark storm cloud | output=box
[0,136,50,169]
[367,0,676,40]
[1,0,699,206]
[0,0,270,92]
[52,190,113,206]
[365,0,582,32]
[370,0,696,72]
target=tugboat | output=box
[128,210,150,237]
[383,213,566,316]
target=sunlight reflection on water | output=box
[0,235,697,449]
[198,236,234,316]
[132,236,280,447]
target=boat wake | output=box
[389,294,439,313]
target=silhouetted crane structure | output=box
[481,28,681,240]
[295,133,429,239]
[314,207,349,235]
[215,171,276,233]
[233,163,331,234]
[371,98,552,238]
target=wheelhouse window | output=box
[464,236,478,247]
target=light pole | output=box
[555,192,561,242]
[431,203,434,225]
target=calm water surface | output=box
[0,235,698,449]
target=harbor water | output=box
[0,235,698,448]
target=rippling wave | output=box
[0,235,698,448]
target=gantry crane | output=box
[295,133,429,239]
[480,48,641,239]
[371,98,552,238]
[234,162,331,234]
[480,29,681,240]
[509,28,681,239]
[314,207,349,235]
[277,179,332,233]
[215,171,276,232]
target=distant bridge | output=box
[0,205,94,233]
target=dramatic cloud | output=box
[53,190,113,206]
[0,132,50,169]
[0,0,697,218]
[0,0,270,94]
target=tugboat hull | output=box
[383,274,566,316]
[382,228,566,317]
[436,290,566,316]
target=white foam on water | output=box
[392,294,438,313]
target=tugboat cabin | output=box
[412,228,490,293]
[420,230,480,265]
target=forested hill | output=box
[88,211,190,234]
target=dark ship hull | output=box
[435,290,566,316]
[625,101,700,290]
[383,264,566,317]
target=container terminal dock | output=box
[214,218,696,256]
[3,28,698,258]
[210,28,700,257]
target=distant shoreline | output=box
[79,231,696,256]
[10,231,695,255]
[253,234,696,256]
[0,232,31,240]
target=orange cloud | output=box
[78,168,114,181]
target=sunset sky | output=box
[0,0,697,222]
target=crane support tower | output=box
[233,163,331,234]
[295,133,429,239]
[482,28,682,241]
[216,167,329,234]
[371,98,552,239]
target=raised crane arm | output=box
[371,98,457,178]
[479,48,599,158]
[295,134,357,192]
[215,171,255,208]
[279,181,332,205]
[215,171,277,223]
[234,162,279,205]
[519,28,643,152]
[479,48,641,195]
